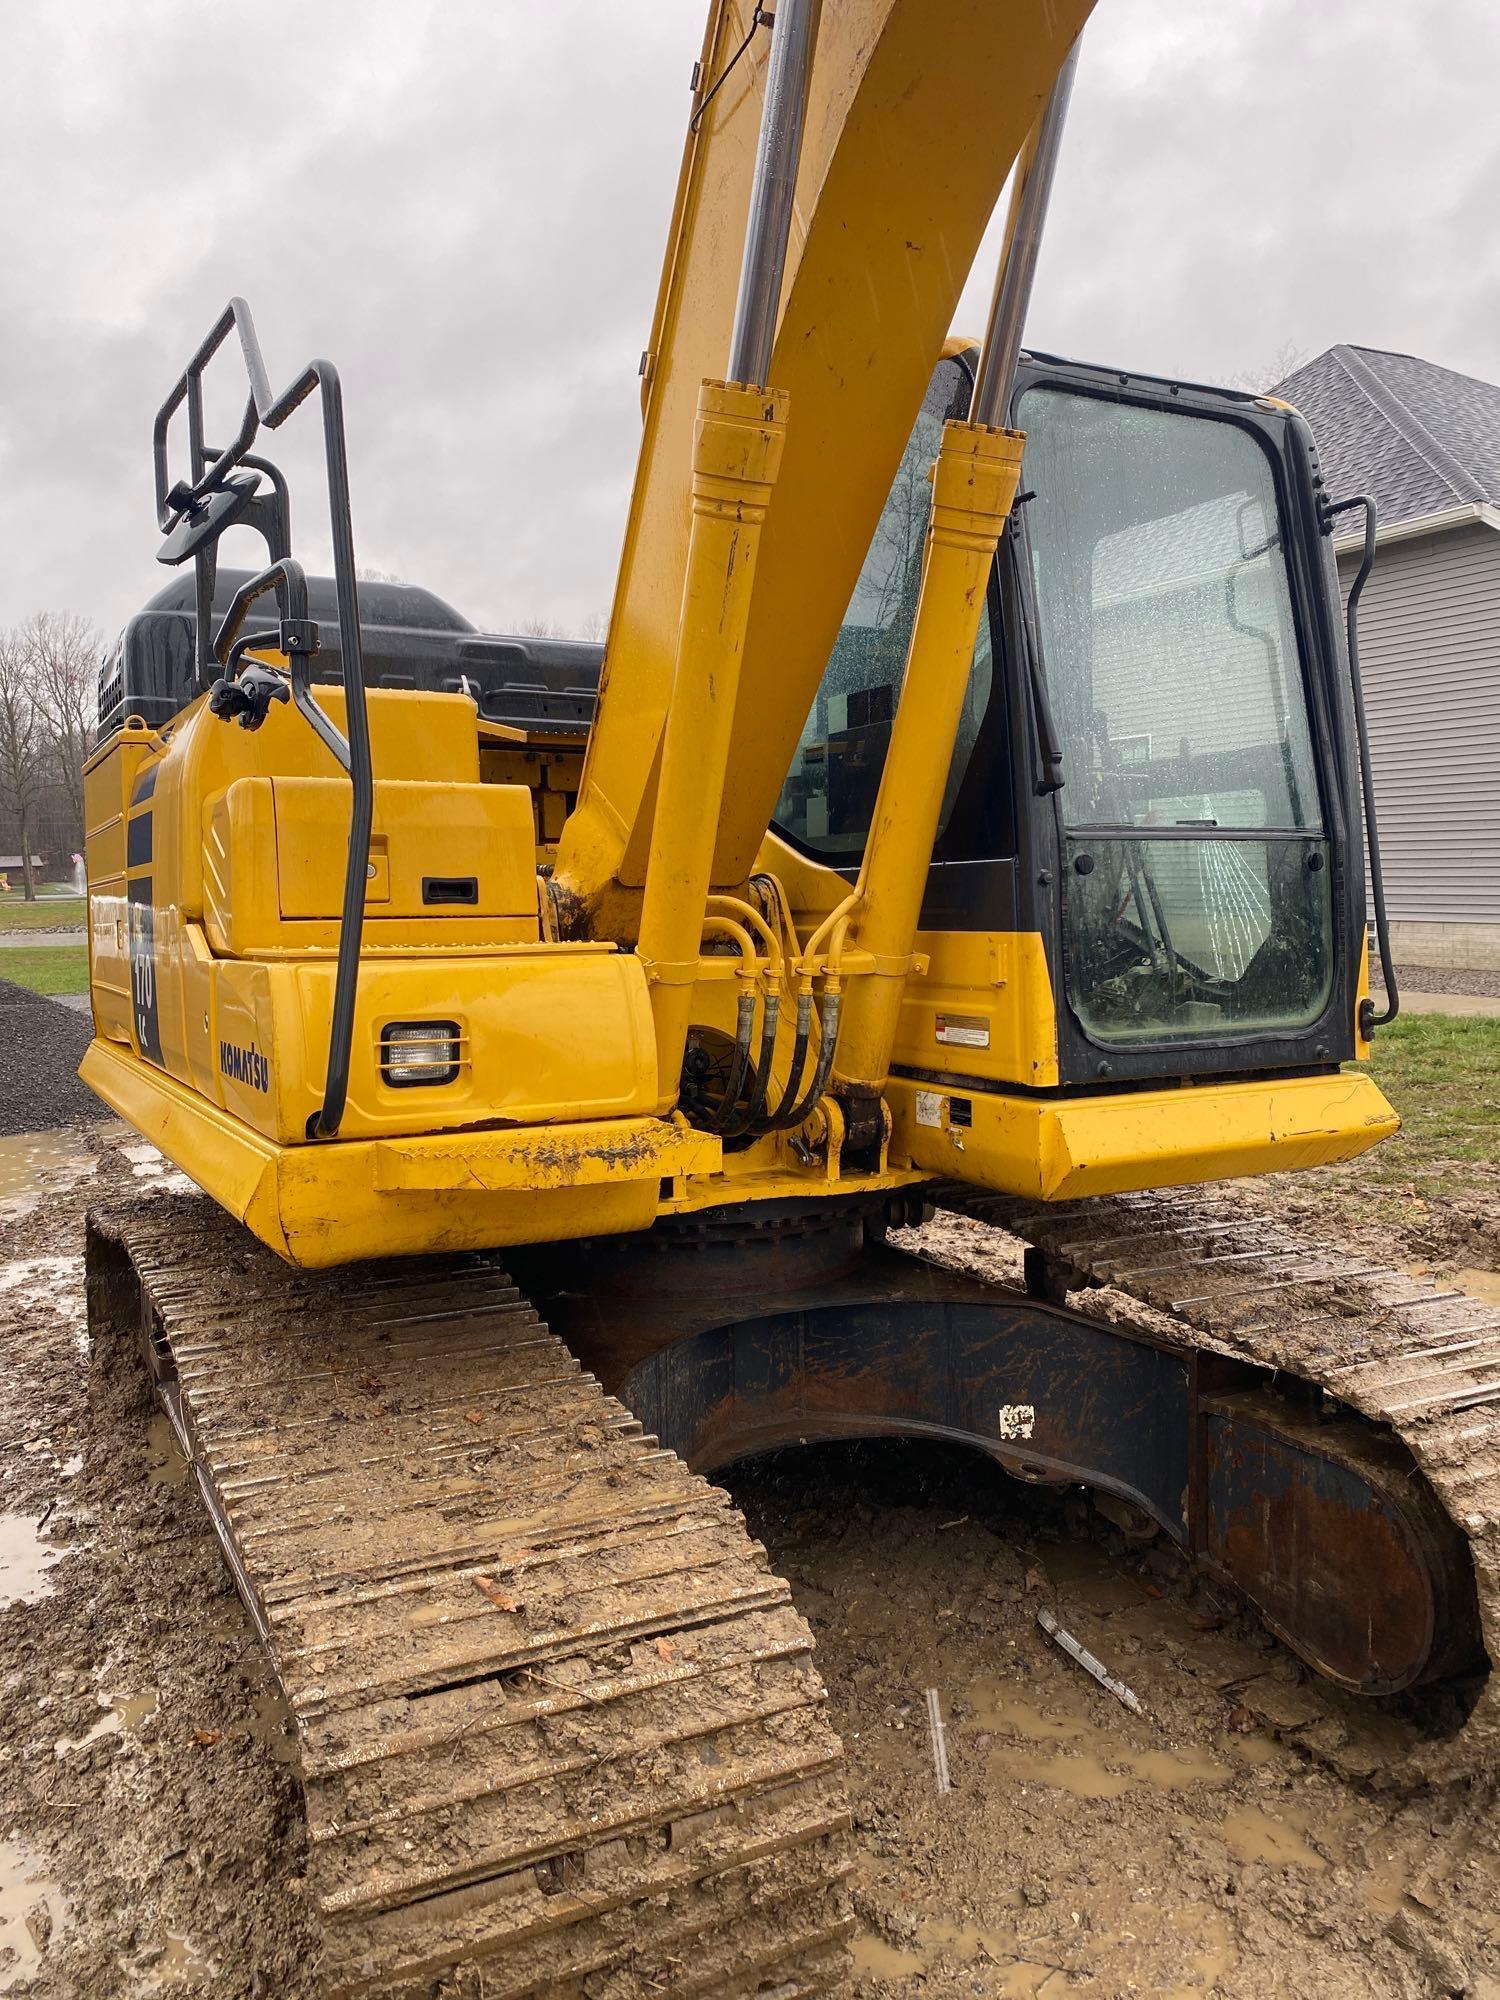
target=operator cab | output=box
[774,346,1363,1089]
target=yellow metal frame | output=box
[83,1026,1399,1265]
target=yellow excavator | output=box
[79,0,1496,1992]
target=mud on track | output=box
[2,1122,1499,1998]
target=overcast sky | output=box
[3,0,1498,645]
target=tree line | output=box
[0,613,99,898]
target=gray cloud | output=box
[3,0,1498,645]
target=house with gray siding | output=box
[1274,344,1500,968]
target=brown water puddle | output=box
[850,1934,925,1979]
[0,1511,66,1606]
[119,1930,215,1991]
[1220,1805,1325,1870]
[1165,1904,1237,1992]
[55,1688,159,1756]
[1453,1266,1500,1307]
[1407,1262,1500,1309]
[850,1923,1064,1994]
[0,1834,68,1991]
[853,1905,1235,1995]
[240,1689,299,1767]
[147,1412,191,1489]
[968,1682,1230,1800]
[0,1130,97,1208]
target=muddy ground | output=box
[1,1120,1498,1999]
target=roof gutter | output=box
[1332,500,1500,556]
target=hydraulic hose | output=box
[775,990,844,1132]
[709,989,758,1133]
[721,993,781,1139]
[763,987,815,1128]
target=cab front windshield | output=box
[1019,388,1334,1045]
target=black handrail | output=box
[1322,491,1397,1031]
[155,299,374,1139]
[213,559,353,773]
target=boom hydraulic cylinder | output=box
[637,0,817,1111]
[970,38,1082,427]
[832,419,1023,1093]
[637,381,789,1111]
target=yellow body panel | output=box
[81,1038,701,1267]
[82,1022,1398,1265]
[885,1070,1399,1202]
[893,932,1060,1090]
[751,842,1063,1092]
[83,690,665,1162]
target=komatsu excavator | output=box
[78,0,1497,1992]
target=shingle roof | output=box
[1271,345,1500,527]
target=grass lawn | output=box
[1356,1012,1500,1191]
[2,944,89,997]
[0,895,86,933]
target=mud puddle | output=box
[1453,1265,1500,1306]
[851,1925,1064,1994]
[968,1678,1232,1799]
[0,1513,67,1606]
[53,1689,159,1758]
[0,1835,68,1991]
[118,1930,215,1992]
[146,1413,190,1489]
[0,1133,97,1203]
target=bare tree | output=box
[514,612,609,642]
[864,431,933,654]
[0,630,45,898]
[22,610,99,851]
[1220,341,1309,394]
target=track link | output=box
[86,1198,851,1998]
[933,1181,1500,1769]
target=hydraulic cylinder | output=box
[833,419,1024,1093]
[638,377,789,1112]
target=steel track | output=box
[87,1199,852,1999]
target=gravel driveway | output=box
[0,980,98,1134]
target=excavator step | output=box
[85,1197,852,1999]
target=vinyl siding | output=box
[1337,521,1500,924]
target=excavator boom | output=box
[554,0,1091,924]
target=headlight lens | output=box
[381,1020,460,1087]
